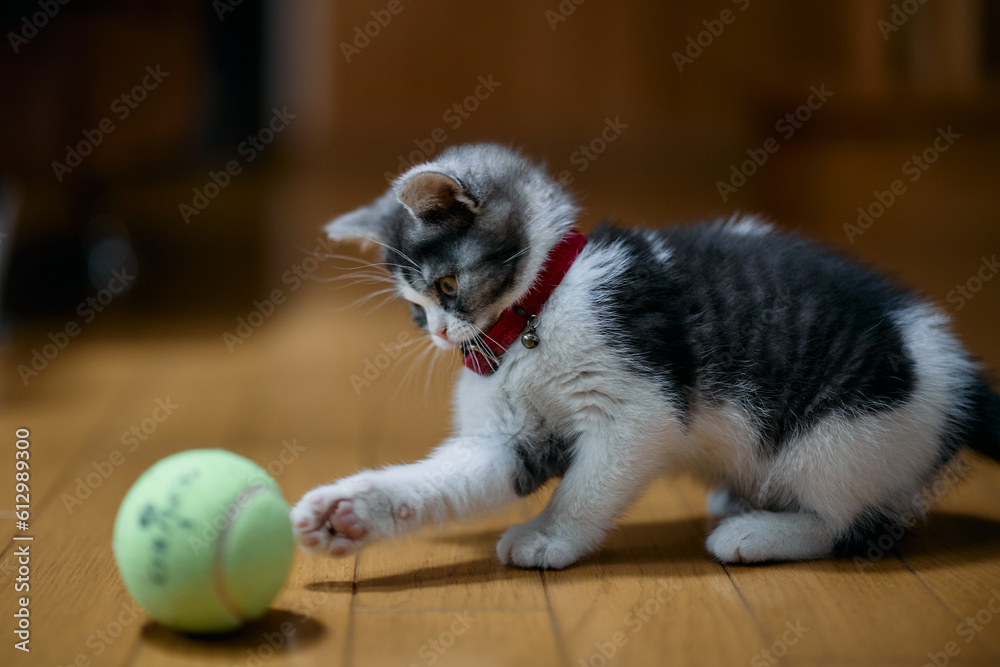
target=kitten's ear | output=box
[324,188,400,246]
[396,171,478,225]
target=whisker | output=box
[358,235,421,271]
[471,323,505,354]
[307,251,410,272]
[467,338,484,375]
[504,247,530,264]
[301,245,410,276]
[338,287,397,311]
[385,342,427,400]
[363,291,401,316]
[394,336,430,366]
[425,343,443,400]
[321,279,398,292]
[393,338,435,400]
[312,271,395,285]
[477,331,501,372]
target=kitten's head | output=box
[326,144,578,349]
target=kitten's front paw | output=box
[706,514,762,563]
[496,520,592,570]
[706,512,832,563]
[290,475,413,557]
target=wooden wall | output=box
[1,1,997,359]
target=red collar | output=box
[462,229,587,375]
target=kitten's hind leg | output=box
[706,510,837,563]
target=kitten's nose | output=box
[435,327,449,341]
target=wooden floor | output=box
[3,287,1000,667]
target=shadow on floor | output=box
[889,512,1000,567]
[304,512,1000,591]
[140,609,326,657]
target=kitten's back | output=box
[589,219,967,454]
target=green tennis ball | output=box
[113,449,294,634]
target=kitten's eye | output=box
[437,276,458,298]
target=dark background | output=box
[1,0,998,369]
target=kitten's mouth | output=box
[439,332,472,348]
[432,328,471,350]
[434,311,505,351]
[431,334,457,350]
[436,324,486,350]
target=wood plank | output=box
[351,609,561,667]
[341,303,564,662]
[895,454,1000,659]
[5,296,1000,667]
[545,477,769,667]
[0,344,256,667]
[125,310,366,667]
[671,473,1000,666]
[353,509,550,613]
[0,340,144,545]
[352,348,550,611]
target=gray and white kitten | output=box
[291,143,1000,568]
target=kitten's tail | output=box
[963,378,1000,462]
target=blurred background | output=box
[3,5,999,663]
[1,0,999,376]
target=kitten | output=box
[291,143,999,568]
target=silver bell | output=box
[521,332,540,349]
